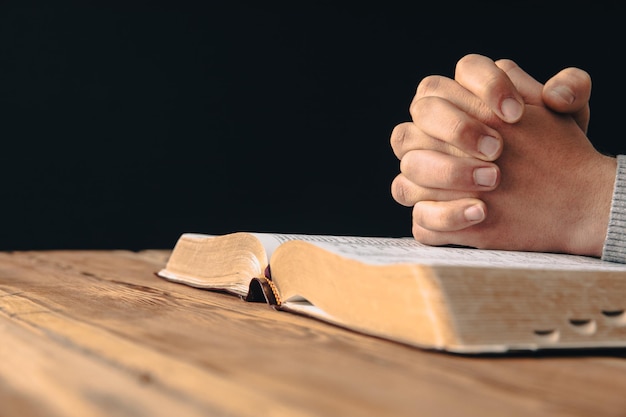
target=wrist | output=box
[565,154,617,258]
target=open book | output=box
[157,232,626,353]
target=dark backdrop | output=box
[0,1,622,250]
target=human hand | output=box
[390,54,615,257]
[451,54,592,132]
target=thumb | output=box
[542,67,591,133]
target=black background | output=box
[0,1,622,250]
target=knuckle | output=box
[409,95,439,122]
[411,210,427,233]
[393,174,425,205]
[398,152,412,174]
[448,116,472,144]
[391,178,414,206]
[411,226,428,242]
[455,53,482,73]
[415,75,443,98]
[390,123,409,157]
[411,224,441,246]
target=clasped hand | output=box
[390,53,616,257]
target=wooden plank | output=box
[1,251,626,417]
[0,308,219,417]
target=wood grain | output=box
[1,250,626,417]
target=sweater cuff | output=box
[602,155,626,263]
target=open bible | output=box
[157,232,626,353]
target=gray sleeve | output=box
[602,155,626,263]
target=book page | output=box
[255,233,626,271]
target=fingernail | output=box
[549,85,575,105]
[478,135,500,159]
[474,167,497,187]
[464,204,485,222]
[500,97,523,122]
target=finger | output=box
[410,95,503,161]
[454,53,525,123]
[494,59,544,105]
[542,67,591,133]
[496,60,591,133]
[543,67,591,111]
[412,199,487,235]
[390,173,481,207]
[400,149,500,191]
[413,74,497,123]
[390,122,470,160]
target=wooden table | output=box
[2,250,626,417]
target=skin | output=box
[390,54,616,257]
